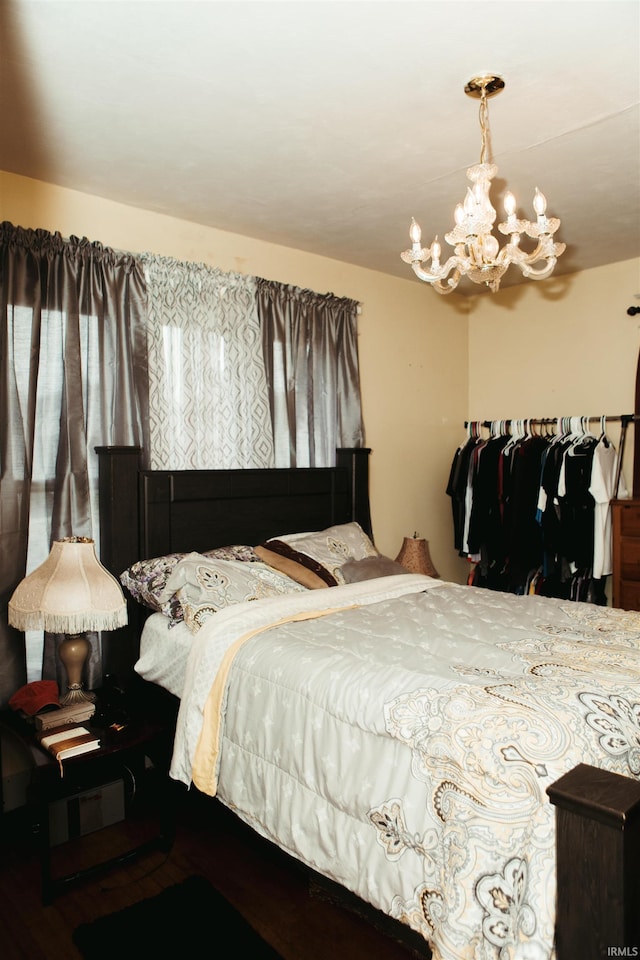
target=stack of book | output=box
[36,724,101,774]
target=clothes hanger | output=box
[566,415,597,455]
[502,419,521,454]
[598,415,610,447]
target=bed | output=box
[96,445,640,960]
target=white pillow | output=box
[159,553,307,633]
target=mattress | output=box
[134,611,192,698]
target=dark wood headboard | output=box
[95,446,372,680]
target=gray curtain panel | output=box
[0,223,149,707]
[256,279,365,468]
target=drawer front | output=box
[618,579,640,612]
[620,536,640,580]
[616,504,640,537]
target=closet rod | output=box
[464,414,640,428]
[463,414,640,500]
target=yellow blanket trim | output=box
[191,604,360,795]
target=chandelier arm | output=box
[518,258,558,281]
[514,236,561,264]
[491,247,517,268]
[411,254,468,289]
[432,273,461,295]
[410,263,445,284]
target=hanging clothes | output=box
[505,429,549,591]
[590,426,628,577]
[446,424,484,557]
[447,418,626,604]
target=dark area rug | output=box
[72,874,284,959]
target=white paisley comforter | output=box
[170,574,640,960]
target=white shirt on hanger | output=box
[589,439,628,579]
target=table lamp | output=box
[8,537,127,705]
[395,533,439,578]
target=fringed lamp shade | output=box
[8,537,127,705]
[395,535,439,578]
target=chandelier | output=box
[401,75,565,295]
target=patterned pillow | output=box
[120,544,260,621]
[158,553,308,633]
[256,521,378,587]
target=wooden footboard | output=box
[548,764,640,959]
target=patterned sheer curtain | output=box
[256,279,365,467]
[0,223,149,706]
[141,254,275,469]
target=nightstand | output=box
[1,692,176,904]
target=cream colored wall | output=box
[467,258,640,496]
[1,171,470,582]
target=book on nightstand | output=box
[36,725,101,770]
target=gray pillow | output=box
[339,556,408,583]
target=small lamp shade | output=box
[8,538,127,633]
[8,537,127,705]
[395,535,439,578]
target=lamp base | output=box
[58,633,95,707]
[60,684,96,706]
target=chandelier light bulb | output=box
[504,192,517,217]
[533,188,547,217]
[400,75,565,294]
[483,234,500,259]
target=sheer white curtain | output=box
[142,254,275,469]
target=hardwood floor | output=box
[0,776,429,959]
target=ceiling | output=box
[1,0,639,294]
